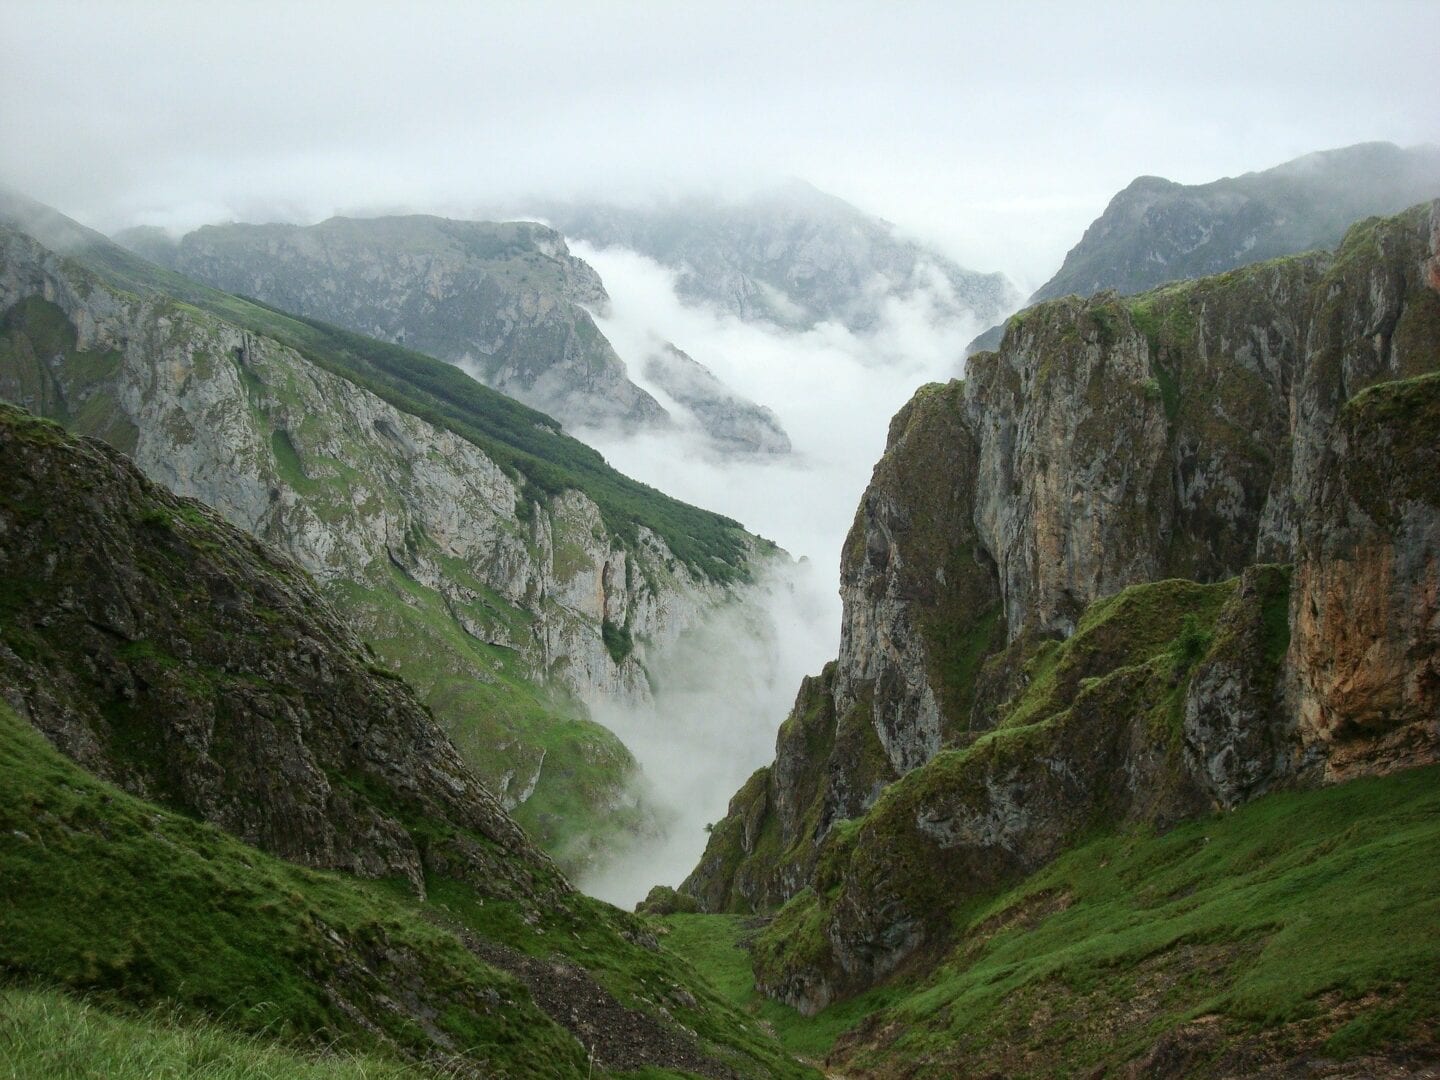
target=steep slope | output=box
[0,199,777,870]
[0,404,816,1079]
[682,200,1440,1019]
[117,214,667,432]
[1032,141,1440,303]
[530,180,1019,332]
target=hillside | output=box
[675,202,1440,1072]
[0,193,780,871]
[0,403,814,1078]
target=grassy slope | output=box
[0,987,422,1080]
[0,701,814,1079]
[660,765,1440,1075]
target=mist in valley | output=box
[565,244,998,904]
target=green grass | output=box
[0,700,814,1078]
[0,987,428,1080]
[661,766,1440,1076]
[838,764,1440,1075]
[657,915,902,1061]
[0,702,589,1076]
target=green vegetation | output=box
[0,987,425,1080]
[0,700,813,1078]
[658,765,1440,1076]
[602,618,635,664]
[658,915,903,1061]
[835,764,1440,1076]
[0,702,586,1075]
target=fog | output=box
[4,2,1438,284]
[569,244,995,905]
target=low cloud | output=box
[569,242,1001,906]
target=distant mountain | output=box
[1030,141,1440,303]
[527,180,1019,332]
[115,215,669,433]
[643,343,791,455]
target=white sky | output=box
[3,0,1438,288]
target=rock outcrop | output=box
[117,214,669,433]
[0,402,556,903]
[683,202,1440,1007]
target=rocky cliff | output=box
[682,202,1440,1007]
[1031,141,1440,303]
[0,207,776,868]
[118,214,668,433]
[529,180,1019,332]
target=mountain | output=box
[0,192,781,871]
[0,402,813,1078]
[528,180,1020,332]
[116,214,669,433]
[643,343,791,454]
[678,202,1440,1072]
[1031,141,1440,303]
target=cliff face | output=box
[119,215,668,433]
[683,202,1440,1007]
[0,221,769,866]
[1030,141,1440,303]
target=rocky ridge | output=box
[118,214,668,433]
[682,202,1440,1007]
[643,342,791,454]
[1031,141,1440,303]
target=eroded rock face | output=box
[0,403,558,904]
[684,203,1440,1003]
[118,215,668,433]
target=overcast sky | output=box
[3,0,1438,285]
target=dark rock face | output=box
[0,403,559,904]
[117,214,668,432]
[683,202,1440,1007]
[1031,141,1440,303]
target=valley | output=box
[2,88,1438,1079]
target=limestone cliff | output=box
[683,202,1440,1006]
[0,213,773,867]
[117,214,668,433]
